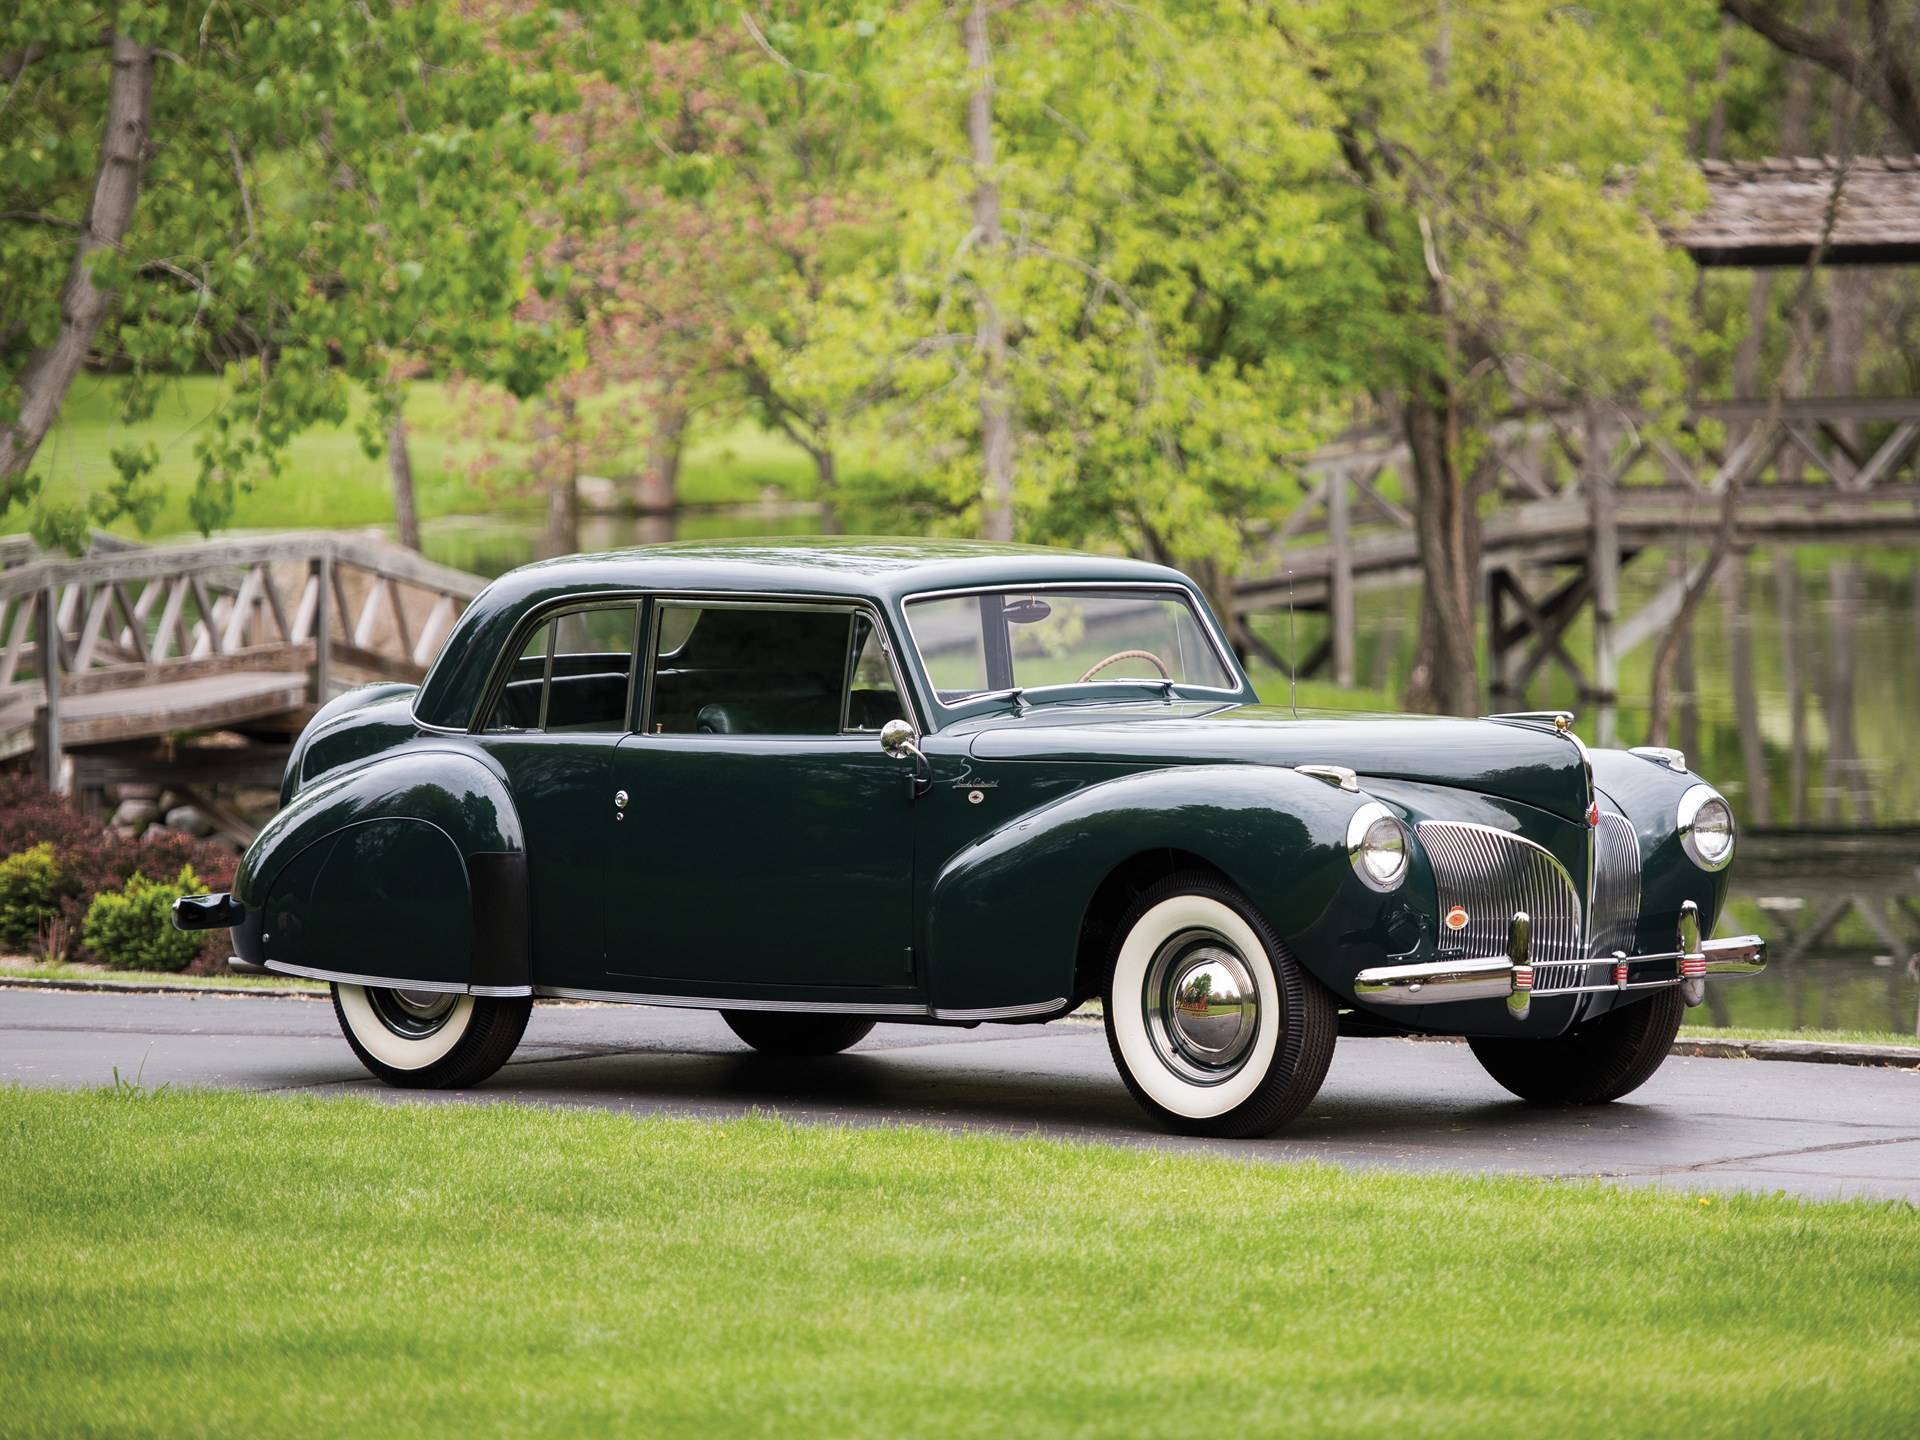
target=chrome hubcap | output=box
[1143,930,1260,1084]
[366,987,457,1040]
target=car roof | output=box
[413,537,1201,729]
[499,537,1190,599]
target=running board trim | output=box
[262,959,532,998]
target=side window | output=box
[844,615,905,732]
[649,604,898,737]
[483,604,637,734]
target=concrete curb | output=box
[0,975,326,1000]
[1671,1036,1920,1068]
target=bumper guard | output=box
[1352,900,1765,1021]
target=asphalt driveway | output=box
[5,986,1917,1201]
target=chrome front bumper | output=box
[1352,900,1765,1021]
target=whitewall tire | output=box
[332,983,532,1089]
[1103,875,1337,1138]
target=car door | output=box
[472,600,640,992]
[602,599,917,994]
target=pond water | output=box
[418,506,1920,1039]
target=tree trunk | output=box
[388,405,420,553]
[962,0,1015,543]
[0,26,154,486]
[539,397,579,559]
[814,446,842,536]
[636,398,686,514]
[1400,389,1480,716]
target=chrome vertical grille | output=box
[1416,821,1584,973]
[1590,811,1642,957]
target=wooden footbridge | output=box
[0,533,485,810]
[1234,396,1920,708]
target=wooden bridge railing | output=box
[0,533,487,785]
[1239,395,1920,701]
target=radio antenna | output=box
[1288,567,1298,719]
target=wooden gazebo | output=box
[1680,156,1920,267]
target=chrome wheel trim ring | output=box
[1142,930,1261,1084]
[367,987,460,1039]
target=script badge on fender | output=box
[1444,905,1470,932]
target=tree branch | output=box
[1720,0,1919,150]
[0,210,82,230]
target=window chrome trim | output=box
[467,590,649,738]
[898,581,1245,720]
[637,591,919,738]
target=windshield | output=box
[904,588,1235,703]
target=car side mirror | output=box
[879,719,924,764]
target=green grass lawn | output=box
[1676,1025,1920,1049]
[0,957,321,993]
[1,1088,1915,1439]
[10,375,824,542]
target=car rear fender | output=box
[924,764,1363,1014]
[234,747,529,995]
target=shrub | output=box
[0,776,237,970]
[0,842,75,953]
[81,866,209,973]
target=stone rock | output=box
[117,783,161,802]
[110,800,161,831]
[163,806,216,839]
[157,790,185,813]
[110,825,141,842]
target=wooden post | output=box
[1775,553,1807,827]
[1722,558,1771,825]
[312,554,331,704]
[1327,465,1355,688]
[1585,405,1618,708]
[1484,570,1510,701]
[36,584,62,792]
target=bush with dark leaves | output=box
[0,774,238,970]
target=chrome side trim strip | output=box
[931,997,1069,1021]
[262,961,522,996]
[535,985,929,1016]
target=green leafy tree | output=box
[0,0,569,547]
[1314,0,1710,711]
[849,1,1368,635]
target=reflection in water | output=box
[1712,832,1920,1038]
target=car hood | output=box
[963,704,1590,823]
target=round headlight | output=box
[1346,802,1410,892]
[1677,784,1736,872]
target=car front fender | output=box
[924,764,1369,1014]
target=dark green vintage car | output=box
[174,539,1764,1136]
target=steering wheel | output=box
[1077,649,1172,683]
